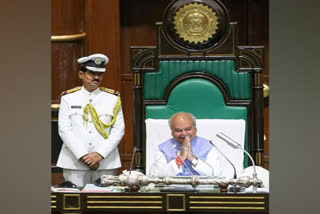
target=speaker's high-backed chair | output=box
[130,0,265,174]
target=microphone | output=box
[176,151,194,176]
[209,140,237,179]
[216,132,258,192]
[148,144,176,175]
[216,132,241,149]
[209,140,241,192]
[129,146,137,174]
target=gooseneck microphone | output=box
[216,132,258,192]
[209,140,237,179]
[148,144,176,175]
[129,146,137,174]
[216,132,242,149]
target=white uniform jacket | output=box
[57,86,125,170]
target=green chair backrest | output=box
[144,60,251,167]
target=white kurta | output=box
[149,147,224,177]
[56,86,125,170]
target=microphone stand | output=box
[209,140,241,192]
[127,146,140,192]
[216,132,259,193]
[129,146,137,174]
[238,148,258,192]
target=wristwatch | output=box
[191,157,198,167]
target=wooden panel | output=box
[51,42,83,103]
[51,0,86,103]
[221,0,248,45]
[119,154,133,173]
[52,172,64,186]
[52,192,269,213]
[119,77,134,171]
[120,0,169,75]
[247,0,269,79]
[51,0,85,35]
[86,0,121,91]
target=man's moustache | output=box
[92,79,100,82]
[179,134,192,139]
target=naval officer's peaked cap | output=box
[77,53,109,72]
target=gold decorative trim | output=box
[263,83,269,98]
[51,206,56,209]
[51,32,86,42]
[189,196,265,199]
[87,206,162,209]
[51,195,57,198]
[255,152,263,166]
[51,104,60,109]
[173,3,219,44]
[166,194,186,212]
[63,213,81,214]
[135,151,142,165]
[51,200,56,203]
[254,72,263,86]
[87,195,162,199]
[87,201,162,204]
[137,73,141,86]
[63,194,81,210]
[190,201,265,205]
[189,206,265,210]
[133,73,141,86]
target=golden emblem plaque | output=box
[173,3,219,44]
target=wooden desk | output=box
[51,191,269,213]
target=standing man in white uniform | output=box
[57,53,125,187]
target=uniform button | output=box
[89,120,92,123]
[89,143,92,146]
[89,130,92,133]
[89,99,92,102]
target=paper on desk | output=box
[51,186,80,193]
[80,184,114,192]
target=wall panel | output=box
[51,0,86,103]
[86,0,121,91]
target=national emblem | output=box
[173,3,219,44]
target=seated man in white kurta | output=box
[57,53,125,187]
[149,112,223,177]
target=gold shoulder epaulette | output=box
[61,86,82,96]
[100,87,120,96]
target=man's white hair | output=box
[168,112,197,130]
